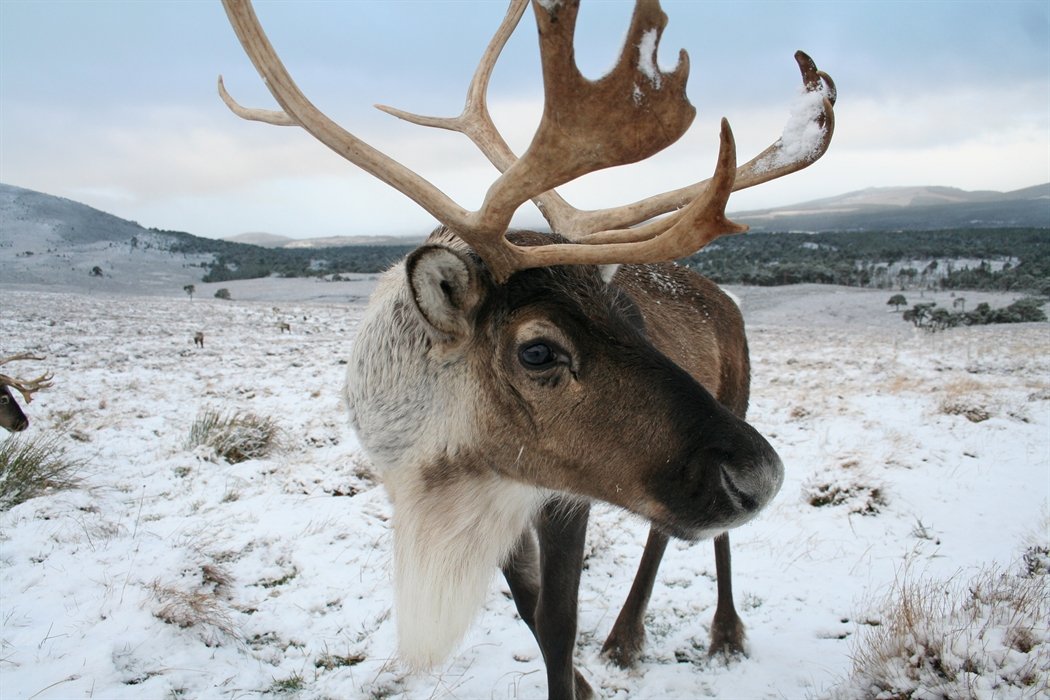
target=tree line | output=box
[152,226,1049,294]
[682,228,1049,294]
[152,228,415,283]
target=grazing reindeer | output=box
[278,322,291,334]
[0,354,54,433]
[220,0,835,696]
[193,331,205,348]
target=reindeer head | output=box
[0,354,53,433]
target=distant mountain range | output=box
[0,181,1046,294]
[733,183,1049,232]
[224,231,426,248]
[220,184,1050,247]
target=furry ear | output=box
[406,246,484,340]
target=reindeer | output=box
[193,331,205,348]
[0,354,54,433]
[220,0,835,696]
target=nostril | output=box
[720,465,758,511]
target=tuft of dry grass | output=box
[829,564,1049,699]
[187,408,283,464]
[0,432,86,510]
[938,378,995,423]
[149,565,237,647]
[803,462,887,516]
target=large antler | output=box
[380,2,835,240]
[219,0,834,281]
[0,354,54,404]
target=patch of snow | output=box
[753,89,827,174]
[637,29,662,89]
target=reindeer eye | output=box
[518,342,556,369]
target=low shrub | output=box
[830,564,1048,698]
[0,432,85,510]
[187,409,283,464]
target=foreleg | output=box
[601,526,669,668]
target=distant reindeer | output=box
[278,322,291,334]
[193,332,205,348]
[221,0,834,696]
[0,354,54,433]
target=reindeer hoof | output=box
[708,609,746,658]
[601,626,645,669]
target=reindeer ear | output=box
[406,246,484,341]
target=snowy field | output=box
[0,281,1047,699]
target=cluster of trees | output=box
[152,228,414,283]
[898,297,1047,332]
[684,228,1049,294]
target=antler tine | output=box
[0,353,45,367]
[734,51,836,190]
[219,0,480,234]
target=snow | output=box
[754,88,828,173]
[637,29,662,90]
[1,281,1047,699]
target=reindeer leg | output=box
[534,498,592,700]
[502,502,592,700]
[502,529,540,632]
[601,525,669,668]
[708,531,746,656]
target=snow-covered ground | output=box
[0,281,1046,699]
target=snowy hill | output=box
[0,183,214,295]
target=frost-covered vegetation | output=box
[0,284,1046,698]
[832,560,1048,699]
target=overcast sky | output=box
[2,0,1048,240]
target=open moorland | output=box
[0,280,1047,699]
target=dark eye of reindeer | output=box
[518,342,557,369]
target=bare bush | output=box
[187,409,283,464]
[0,432,85,510]
[829,564,1049,699]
